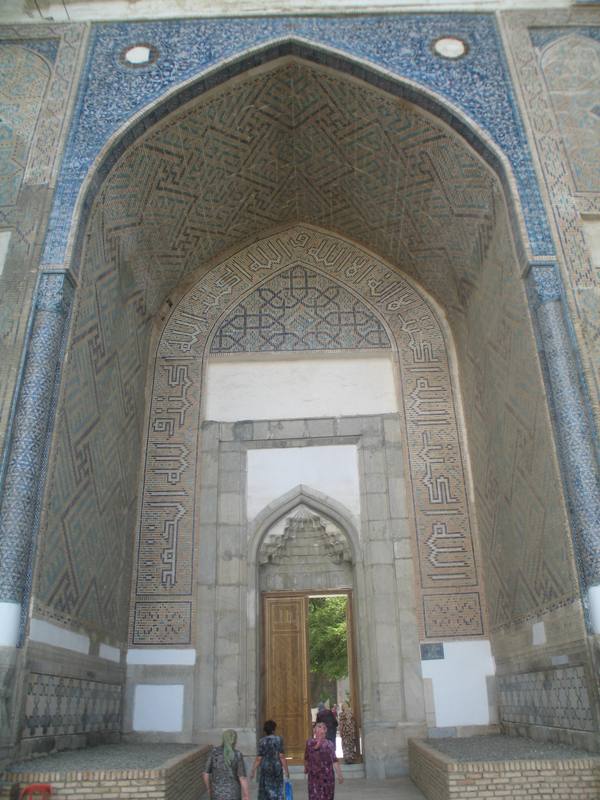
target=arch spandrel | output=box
[133,226,484,646]
[93,58,499,322]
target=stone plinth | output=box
[0,744,208,800]
[409,737,600,800]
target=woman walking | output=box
[250,719,289,800]
[304,721,343,800]
[203,729,249,800]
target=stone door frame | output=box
[195,413,426,777]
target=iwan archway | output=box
[22,51,588,776]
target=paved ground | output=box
[283,778,426,799]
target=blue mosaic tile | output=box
[527,262,563,309]
[42,13,554,266]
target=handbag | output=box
[284,778,294,800]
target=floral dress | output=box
[304,738,338,800]
[257,734,286,800]
[205,745,247,800]
[338,707,357,763]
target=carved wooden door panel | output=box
[263,594,310,760]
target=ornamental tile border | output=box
[32,13,555,268]
[0,24,88,186]
[500,9,600,600]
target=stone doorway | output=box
[258,505,359,762]
[262,588,360,763]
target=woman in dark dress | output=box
[203,729,249,800]
[304,721,343,800]
[315,702,338,745]
[250,719,289,800]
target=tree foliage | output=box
[308,596,348,681]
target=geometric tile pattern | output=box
[79,61,500,320]
[0,42,51,466]
[0,272,73,604]
[423,593,484,638]
[455,207,579,629]
[34,59,513,643]
[497,666,595,732]
[0,45,50,208]
[132,601,192,646]
[22,672,121,738]
[540,35,600,194]
[501,14,600,610]
[133,227,485,643]
[211,266,390,353]
[40,15,554,268]
[33,249,150,639]
[31,60,576,646]
[503,13,600,446]
[0,26,85,471]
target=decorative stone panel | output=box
[497,666,595,732]
[22,673,121,739]
[131,228,484,645]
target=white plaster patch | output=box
[0,231,11,278]
[205,355,397,422]
[133,684,184,732]
[29,618,90,654]
[588,584,600,634]
[0,601,20,646]
[420,639,495,727]
[99,643,121,662]
[127,648,196,665]
[247,445,360,520]
[532,620,546,646]
[582,218,600,273]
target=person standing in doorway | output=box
[315,701,337,745]
[203,729,249,800]
[304,721,343,800]
[338,703,358,764]
[250,719,289,800]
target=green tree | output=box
[308,596,348,681]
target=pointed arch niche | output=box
[123,225,495,771]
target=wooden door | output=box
[263,595,310,760]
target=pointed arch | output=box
[66,37,532,284]
[249,483,361,566]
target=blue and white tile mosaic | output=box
[42,13,554,267]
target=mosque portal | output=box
[2,42,593,783]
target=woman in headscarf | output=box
[250,719,289,799]
[338,703,358,764]
[203,729,249,800]
[304,721,343,800]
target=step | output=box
[289,762,365,780]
